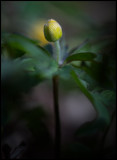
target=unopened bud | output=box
[44,19,62,42]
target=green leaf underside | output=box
[71,70,111,126]
[66,52,96,63]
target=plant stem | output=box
[52,75,61,159]
[54,40,61,65]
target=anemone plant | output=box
[1,18,116,159]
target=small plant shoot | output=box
[1,2,116,159]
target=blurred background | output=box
[1,1,116,159]
[1,1,116,46]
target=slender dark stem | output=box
[52,75,61,159]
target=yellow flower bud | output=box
[44,19,62,42]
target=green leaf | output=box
[71,70,93,102]
[71,70,111,126]
[58,65,72,80]
[2,33,50,58]
[2,33,58,79]
[93,95,111,125]
[101,90,116,103]
[68,39,89,55]
[75,118,106,137]
[1,58,42,93]
[93,90,116,110]
[76,36,115,55]
[66,52,96,63]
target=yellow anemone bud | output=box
[44,19,62,42]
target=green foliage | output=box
[2,33,58,81]
[100,90,116,105]
[1,57,40,94]
[71,70,111,126]
[2,32,115,128]
[75,118,106,137]
[1,2,116,159]
[2,33,115,128]
[71,69,115,138]
[92,90,116,112]
[2,33,50,58]
[66,52,96,63]
[68,39,89,55]
[1,23,116,159]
